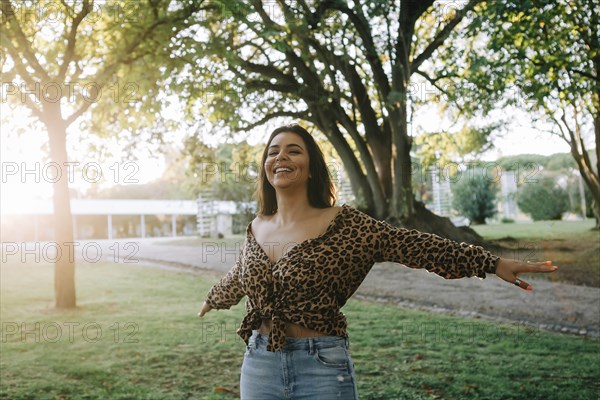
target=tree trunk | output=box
[389,109,415,221]
[382,83,490,245]
[592,198,600,230]
[46,107,76,308]
[402,201,491,247]
[313,108,387,216]
[594,97,600,230]
[332,134,375,211]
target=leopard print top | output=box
[204,204,499,352]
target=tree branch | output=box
[238,110,308,132]
[249,0,284,31]
[58,0,90,80]
[569,68,599,82]
[569,105,594,179]
[246,80,299,93]
[64,93,97,126]
[410,0,482,74]
[394,0,435,87]
[302,36,381,140]
[240,60,297,84]
[414,69,465,114]
[1,0,51,81]
[325,1,391,98]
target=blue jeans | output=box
[240,330,359,399]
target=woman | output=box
[198,124,557,399]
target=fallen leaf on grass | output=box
[464,384,479,394]
[214,386,238,395]
[422,386,442,398]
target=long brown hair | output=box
[256,124,336,215]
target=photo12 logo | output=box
[195,161,343,184]
[1,1,141,25]
[1,241,140,264]
[1,161,139,185]
[409,161,541,185]
[198,322,242,344]
[1,321,140,344]
[1,80,140,105]
[398,321,540,344]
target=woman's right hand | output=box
[197,301,212,317]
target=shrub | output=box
[517,177,569,221]
[451,172,497,224]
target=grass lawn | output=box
[1,261,598,400]
[471,220,599,287]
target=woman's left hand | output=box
[495,258,558,291]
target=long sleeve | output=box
[210,205,502,353]
[368,215,499,279]
[204,242,247,309]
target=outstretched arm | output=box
[197,242,247,317]
[375,223,500,279]
[360,209,558,284]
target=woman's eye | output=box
[268,150,300,157]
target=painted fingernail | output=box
[545,261,552,266]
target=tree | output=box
[1,0,202,307]
[184,140,262,202]
[517,176,569,221]
[451,170,497,224]
[173,0,493,243]
[494,152,594,219]
[414,124,499,171]
[466,0,600,229]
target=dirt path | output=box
[357,262,599,337]
[96,238,600,338]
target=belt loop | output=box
[308,338,314,355]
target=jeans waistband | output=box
[250,330,349,351]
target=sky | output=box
[412,103,573,161]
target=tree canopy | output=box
[461,0,599,228]
[1,0,203,307]
[169,0,498,244]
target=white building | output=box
[1,199,252,241]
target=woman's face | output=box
[264,131,310,191]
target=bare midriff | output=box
[258,320,326,338]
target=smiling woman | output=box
[197,123,558,400]
[257,124,336,217]
[266,135,311,189]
